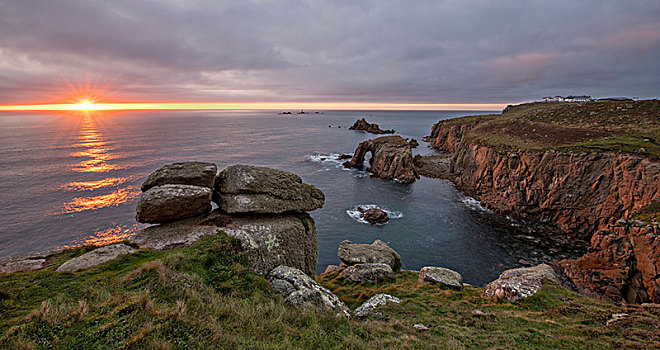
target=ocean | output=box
[0,109,532,285]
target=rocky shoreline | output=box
[417,101,660,304]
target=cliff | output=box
[422,100,660,303]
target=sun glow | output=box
[69,99,107,111]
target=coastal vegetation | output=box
[2,236,659,349]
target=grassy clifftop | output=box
[1,235,659,349]
[456,100,660,157]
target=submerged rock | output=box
[141,161,217,192]
[343,136,419,183]
[337,240,402,271]
[482,264,559,302]
[135,184,212,223]
[358,207,389,225]
[340,263,393,283]
[353,293,401,318]
[57,244,137,272]
[418,266,464,291]
[349,118,395,134]
[214,165,324,214]
[268,265,350,317]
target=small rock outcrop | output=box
[0,255,46,274]
[349,118,395,134]
[353,293,401,318]
[358,207,389,225]
[57,244,137,272]
[482,264,559,302]
[408,138,419,148]
[214,165,325,214]
[340,263,393,283]
[418,266,464,291]
[268,266,350,317]
[338,240,402,271]
[343,136,419,183]
[141,161,217,191]
[135,184,212,223]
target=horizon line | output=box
[0,101,509,112]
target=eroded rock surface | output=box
[338,240,402,271]
[343,136,419,183]
[268,265,350,317]
[132,211,318,276]
[418,266,464,291]
[340,263,393,283]
[214,165,324,214]
[559,225,660,303]
[482,264,559,302]
[353,293,401,318]
[57,244,137,272]
[141,161,217,192]
[349,118,395,134]
[135,184,212,223]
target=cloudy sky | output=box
[1,0,659,105]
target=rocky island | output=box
[349,118,396,134]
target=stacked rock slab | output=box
[214,165,325,214]
[268,266,351,317]
[136,161,217,224]
[132,162,323,277]
[340,263,393,283]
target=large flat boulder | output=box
[0,255,46,274]
[418,266,464,291]
[131,211,318,276]
[340,263,393,283]
[268,265,350,317]
[57,244,137,272]
[135,184,212,223]
[141,161,217,192]
[214,165,324,214]
[482,264,559,302]
[338,239,402,271]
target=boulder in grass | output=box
[135,184,212,223]
[337,239,402,271]
[214,165,324,214]
[57,244,137,272]
[482,264,559,302]
[418,266,464,291]
[268,265,350,317]
[141,161,217,192]
[340,263,393,283]
[353,293,401,318]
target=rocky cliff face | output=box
[558,225,659,303]
[343,135,419,183]
[424,116,660,303]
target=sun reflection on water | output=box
[61,187,139,213]
[57,224,143,250]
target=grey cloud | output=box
[0,0,659,104]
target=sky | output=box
[0,0,659,106]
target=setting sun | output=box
[70,100,107,111]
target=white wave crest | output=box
[461,196,492,213]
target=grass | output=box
[1,236,659,349]
[446,100,660,157]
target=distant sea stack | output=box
[349,118,395,134]
[418,100,660,304]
